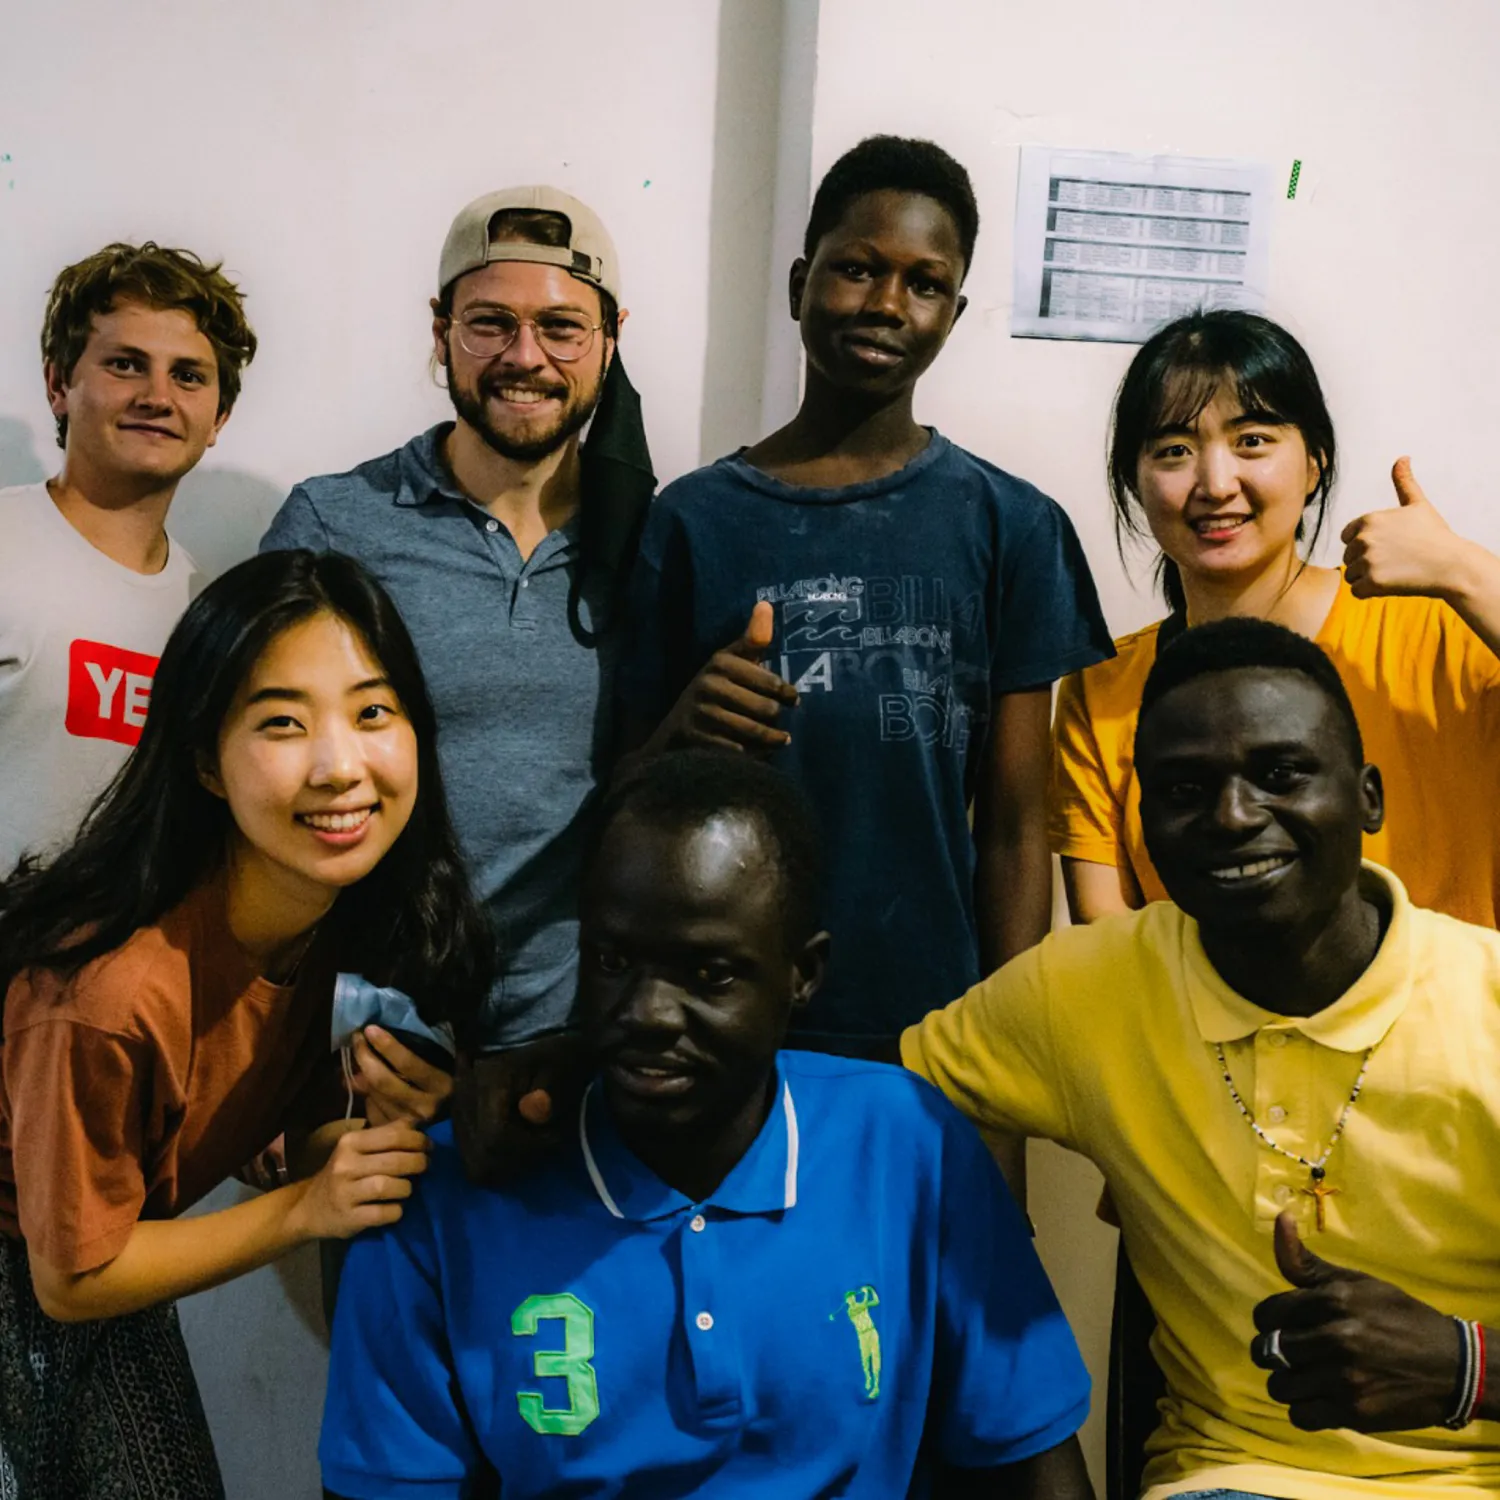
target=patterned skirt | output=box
[0,1234,223,1499]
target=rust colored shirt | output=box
[0,875,342,1272]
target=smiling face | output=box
[579,810,824,1148]
[1137,667,1382,942]
[1134,384,1323,589]
[205,612,419,907]
[435,259,611,462]
[792,189,966,400]
[46,299,227,485]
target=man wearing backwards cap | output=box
[262,188,655,1164]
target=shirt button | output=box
[1268,1105,1287,1123]
[485,519,499,533]
[520,578,530,588]
[1268,1032,1289,1048]
[690,1214,706,1232]
[1274,1184,1292,1205]
[695,1311,714,1331]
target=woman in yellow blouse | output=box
[1052,309,1500,926]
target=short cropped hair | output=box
[434,208,619,337]
[41,242,257,448]
[592,750,824,943]
[1137,617,1364,765]
[804,135,980,277]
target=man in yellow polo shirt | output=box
[903,616,1500,1500]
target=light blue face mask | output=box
[330,973,456,1059]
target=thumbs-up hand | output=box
[651,600,800,756]
[1340,458,1461,601]
[1270,1207,1368,1291]
[734,601,777,663]
[1249,1210,1463,1433]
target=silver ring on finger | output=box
[1256,1327,1292,1371]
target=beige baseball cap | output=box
[438,186,620,302]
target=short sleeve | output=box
[928,1105,1090,1465]
[320,1191,481,1500]
[1452,607,1500,697]
[1049,667,1125,867]
[6,1019,149,1272]
[259,485,332,554]
[900,943,1075,1148]
[991,498,1113,695]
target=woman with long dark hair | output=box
[0,549,492,1496]
[1051,308,1500,925]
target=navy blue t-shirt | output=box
[619,433,1112,1042]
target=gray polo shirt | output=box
[261,424,616,1046]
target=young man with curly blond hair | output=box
[0,241,257,874]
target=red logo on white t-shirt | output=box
[65,640,160,746]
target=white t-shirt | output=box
[0,482,200,874]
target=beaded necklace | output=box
[1214,1040,1377,1231]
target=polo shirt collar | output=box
[578,1059,800,1222]
[395,424,467,507]
[393,424,583,556]
[1183,862,1414,1053]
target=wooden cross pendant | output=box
[1301,1177,1340,1232]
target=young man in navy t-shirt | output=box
[620,136,1112,1073]
[320,751,1092,1499]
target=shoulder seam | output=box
[11,931,186,1044]
[3,1011,150,1045]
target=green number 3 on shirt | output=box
[512,1293,600,1436]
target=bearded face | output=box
[444,342,606,462]
[440,261,610,463]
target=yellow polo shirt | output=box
[902,865,1500,1499]
[1049,578,1500,927]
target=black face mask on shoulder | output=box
[571,355,657,646]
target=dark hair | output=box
[804,135,980,278]
[42,241,258,448]
[590,750,824,943]
[1136,616,1363,765]
[433,208,619,336]
[0,551,492,1028]
[1108,310,1337,615]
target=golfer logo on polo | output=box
[832,1285,881,1400]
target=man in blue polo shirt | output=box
[320,751,1093,1499]
[262,187,653,1144]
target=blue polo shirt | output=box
[261,426,618,1046]
[319,1051,1089,1499]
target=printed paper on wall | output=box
[1011,146,1273,343]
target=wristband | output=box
[1443,1319,1483,1430]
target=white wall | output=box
[7,0,1500,1494]
[807,0,1500,1482]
